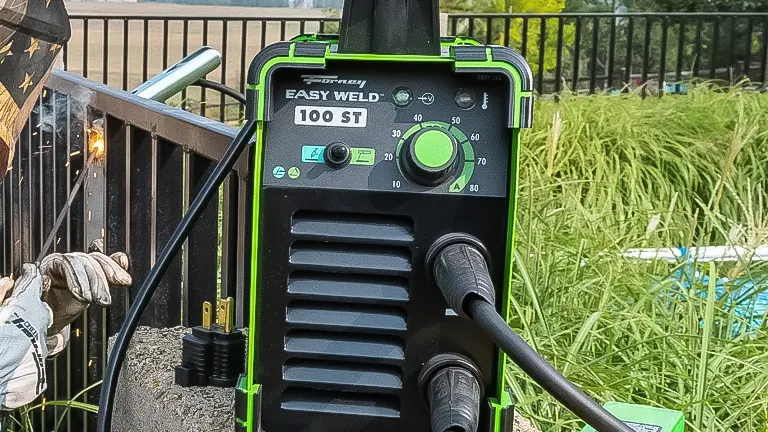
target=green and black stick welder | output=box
[98,1,685,431]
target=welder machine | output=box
[98,1,686,431]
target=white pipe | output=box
[622,245,768,262]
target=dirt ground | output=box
[63,3,332,116]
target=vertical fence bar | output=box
[589,17,599,93]
[642,18,652,96]
[572,17,582,91]
[744,17,753,79]
[607,16,616,89]
[280,19,286,41]
[450,16,457,36]
[555,17,564,93]
[163,19,169,71]
[300,19,305,35]
[261,20,267,50]
[142,19,149,83]
[711,17,720,78]
[83,19,89,79]
[659,17,668,93]
[485,17,492,45]
[625,17,634,88]
[503,17,511,46]
[467,17,475,39]
[201,20,209,118]
[537,18,546,92]
[129,128,153,326]
[221,20,229,122]
[185,156,219,326]
[761,17,768,85]
[675,20,685,81]
[106,116,129,335]
[240,20,248,119]
[122,19,129,91]
[729,16,736,81]
[220,174,238,305]
[521,18,529,57]
[694,18,703,78]
[153,138,184,327]
[103,19,109,85]
[41,90,56,430]
[84,108,106,431]
[182,20,189,111]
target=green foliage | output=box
[443,0,576,75]
[511,86,768,431]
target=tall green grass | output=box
[511,85,768,431]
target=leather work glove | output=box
[41,251,131,339]
[0,264,53,410]
[0,250,130,410]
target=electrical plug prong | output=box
[202,301,212,330]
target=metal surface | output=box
[132,47,222,102]
[36,152,97,262]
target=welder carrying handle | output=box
[430,239,635,432]
[96,120,257,432]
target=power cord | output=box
[429,237,635,432]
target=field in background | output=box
[513,85,768,431]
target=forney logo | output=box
[301,75,367,89]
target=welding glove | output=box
[41,251,132,338]
[0,264,53,410]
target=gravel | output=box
[109,326,236,432]
[108,326,540,432]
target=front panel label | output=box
[264,66,512,197]
[294,105,368,128]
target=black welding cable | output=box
[194,79,247,106]
[465,297,635,432]
[96,120,257,432]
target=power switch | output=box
[324,142,351,169]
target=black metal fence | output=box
[449,12,768,94]
[0,70,251,431]
[63,15,340,122]
[62,12,768,117]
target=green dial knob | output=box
[402,127,459,186]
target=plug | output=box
[210,297,246,387]
[175,302,215,387]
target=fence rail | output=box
[62,12,768,119]
[63,15,340,121]
[447,12,768,94]
[1,70,251,432]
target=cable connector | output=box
[210,297,246,387]
[174,302,214,387]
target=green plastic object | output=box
[581,402,685,432]
[413,129,456,168]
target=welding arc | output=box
[36,152,98,263]
[97,120,257,432]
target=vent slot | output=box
[283,359,402,390]
[292,211,414,244]
[285,330,405,362]
[288,272,409,303]
[289,242,412,274]
[282,388,401,419]
[287,301,406,333]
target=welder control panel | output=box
[262,65,512,198]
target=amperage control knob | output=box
[401,127,459,186]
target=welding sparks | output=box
[88,119,106,158]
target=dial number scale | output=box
[396,121,476,192]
